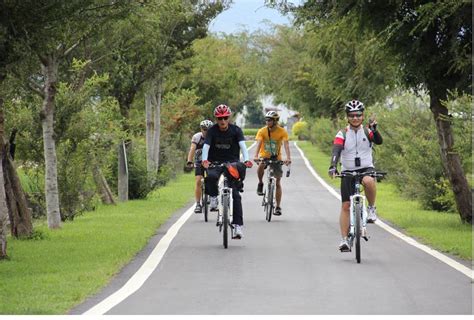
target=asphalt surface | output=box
[72,142,473,315]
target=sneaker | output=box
[339,238,350,252]
[367,206,377,223]
[232,224,243,239]
[274,207,282,216]
[257,183,264,196]
[194,203,202,214]
[210,196,218,211]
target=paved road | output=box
[73,142,472,315]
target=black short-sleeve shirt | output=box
[204,123,245,162]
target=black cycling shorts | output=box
[340,167,374,202]
[194,163,203,176]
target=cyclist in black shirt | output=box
[202,104,253,239]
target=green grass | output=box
[242,128,259,137]
[0,173,194,315]
[296,141,472,260]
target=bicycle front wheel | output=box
[222,196,229,249]
[355,203,362,263]
[202,192,208,222]
[266,182,274,222]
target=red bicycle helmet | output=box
[214,104,232,117]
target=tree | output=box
[258,21,397,119]
[182,32,264,116]
[7,1,133,222]
[280,0,472,223]
[93,0,224,199]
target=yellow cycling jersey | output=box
[255,125,289,160]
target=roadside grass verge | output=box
[296,141,472,261]
[0,173,194,315]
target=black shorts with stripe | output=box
[340,167,374,202]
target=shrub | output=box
[370,92,466,212]
[292,121,309,140]
[308,117,341,154]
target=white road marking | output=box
[84,206,195,315]
[84,141,258,315]
[294,141,473,280]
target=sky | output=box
[208,0,295,34]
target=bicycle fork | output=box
[349,194,369,242]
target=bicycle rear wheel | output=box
[265,182,274,222]
[222,196,229,249]
[355,203,362,263]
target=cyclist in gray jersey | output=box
[328,100,383,252]
[187,120,213,213]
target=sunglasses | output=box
[347,113,363,119]
[200,127,208,131]
[265,118,274,122]
[217,116,229,121]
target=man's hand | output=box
[328,166,338,179]
[244,160,253,168]
[186,161,193,168]
[284,158,291,166]
[253,157,260,164]
[202,160,210,169]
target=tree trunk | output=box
[0,97,8,258]
[40,55,61,229]
[117,140,128,202]
[0,96,33,238]
[4,155,33,237]
[151,76,163,174]
[429,92,472,223]
[0,156,8,259]
[145,93,154,175]
[92,162,115,205]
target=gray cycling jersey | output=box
[337,126,374,171]
[191,132,205,162]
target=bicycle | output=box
[336,170,386,263]
[208,162,241,249]
[256,158,290,222]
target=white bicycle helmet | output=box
[345,100,365,113]
[200,119,213,129]
[265,110,279,121]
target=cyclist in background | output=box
[187,119,213,213]
[201,104,253,239]
[328,100,383,251]
[253,111,291,216]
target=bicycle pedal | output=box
[363,236,370,241]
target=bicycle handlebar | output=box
[335,171,387,179]
[254,158,286,165]
[207,161,244,168]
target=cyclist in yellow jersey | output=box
[253,111,291,216]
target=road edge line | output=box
[294,141,473,280]
[83,207,195,315]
